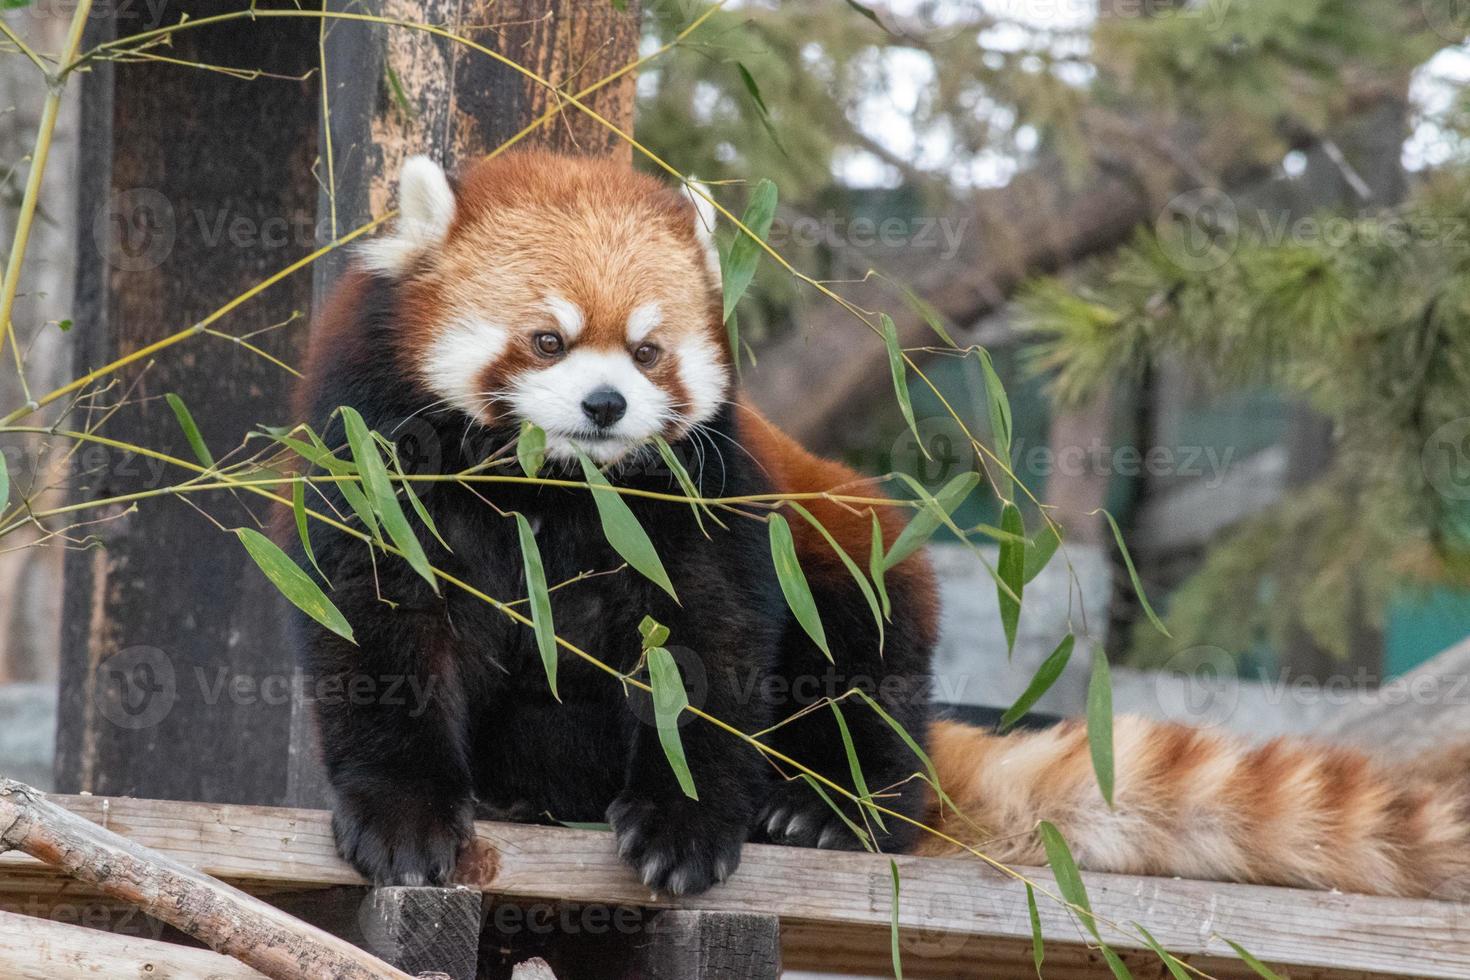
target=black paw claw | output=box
[607,794,745,896]
[754,785,867,851]
[332,791,474,886]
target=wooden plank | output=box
[0,908,270,980]
[0,795,1464,979]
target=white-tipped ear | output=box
[358,155,457,275]
[683,178,722,288]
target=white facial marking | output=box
[544,294,585,341]
[358,155,456,274]
[507,348,672,464]
[422,316,509,416]
[682,179,722,288]
[675,337,729,426]
[627,302,663,344]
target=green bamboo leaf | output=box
[1102,946,1136,980]
[851,689,938,789]
[654,434,725,536]
[647,646,697,799]
[1135,924,1190,980]
[768,513,831,660]
[879,274,955,347]
[869,511,891,619]
[341,406,438,593]
[164,393,214,467]
[1026,884,1044,978]
[721,179,777,323]
[577,452,678,601]
[829,701,885,831]
[800,774,873,851]
[384,64,416,118]
[884,471,980,570]
[726,305,742,379]
[638,615,670,650]
[845,0,883,27]
[515,513,559,700]
[1101,508,1170,637]
[890,859,904,980]
[291,478,329,584]
[881,313,927,460]
[0,449,9,510]
[236,527,353,643]
[789,501,882,649]
[375,432,450,552]
[518,420,546,479]
[1000,634,1075,731]
[1222,940,1288,980]
[1087,646,1116,807]
[1024,523,1062,584]
[1038,821,1100,940]
[998,503,1025,657]
[976,348,1012,499]
[737,63,790,157]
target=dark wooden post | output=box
[57,0,321,804]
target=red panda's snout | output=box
[358,151,733,464]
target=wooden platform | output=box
[1,794,1466,979]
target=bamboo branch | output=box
[0,778,413,980]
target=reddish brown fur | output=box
[917,718,1470,898]
[738,403,939,647]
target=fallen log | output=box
[0,778,412,980]
[0,907,270,980]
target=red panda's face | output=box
[361,152,729,465]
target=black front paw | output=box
[607,794,746,895]
[332,789,474,886]
[754,781,881,851]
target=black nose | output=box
[581,387,627,428]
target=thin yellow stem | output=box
[0,19,50,75]
[0,0,94,403]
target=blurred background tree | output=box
[633,0,1470,686]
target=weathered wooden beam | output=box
[633,910,780,979]
[0,908,270,980]
[2,794,1465,980]
[362,886,483,980]
[0,781,412,980]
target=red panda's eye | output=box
[633,343,660,366]
[534,332,564,356]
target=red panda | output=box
[295,149,1470,901]
[296,150,937,895]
